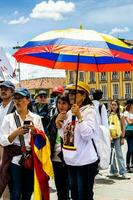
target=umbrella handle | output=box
[72,115,76,126]
[74,53,80,103]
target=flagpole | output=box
[18,62,21,87]
[13,43,21,87]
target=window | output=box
[79,71,84,82]
[124,71,131,79]
[125,83,131,99]
[101,85,107,99]
[112,84,119,99]
[90,72,95,83]
[69,71,74,84]
[112,72,118,80]
[100,72,106,81]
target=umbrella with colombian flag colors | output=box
[13,28,133,98]
[13,28,133,99]
[13,28,133,73]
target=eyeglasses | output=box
[39,95,47,98]
[13,96,24,101]
[68,90,84,95]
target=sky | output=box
[0,0,133,80]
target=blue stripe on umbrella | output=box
[28,52,129,64]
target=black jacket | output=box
[32,103,51,132]
[47,115,58,158]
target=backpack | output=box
[93,103,111,170]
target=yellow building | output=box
[66,39,133,105]
[66,71,133,104]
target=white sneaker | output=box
[95,173,109,180]
[108,173,119,177]
[120,174,131,179]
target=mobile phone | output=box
[23,121,31,132]
[24,120,31,125]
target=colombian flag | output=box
[31,129,54,200]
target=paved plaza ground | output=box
[49,173,133,200]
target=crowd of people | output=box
[0,80,133,200]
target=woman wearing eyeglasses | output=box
[0,88,45,200]
[56,81,99,200]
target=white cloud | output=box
[30,0,75,21]
[109,27,130,35]
[8,16,30,25]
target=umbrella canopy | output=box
[13,28,133,72]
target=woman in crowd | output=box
[47,93,70,200]
[108,100,128,178]
[0,88,44,200]
[123,99,133,173]
[56,81,99,200]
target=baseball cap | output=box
[14,88,30,98]
[65,81,89,94]
[36,90,47,97]
[0,81,15,90]
[53,86,64,94]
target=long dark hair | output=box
[80,91,92,106]
[111,100,120,119]
[56,93,70,113]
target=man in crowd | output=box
[0,80,15,200]
[33,90,51,132]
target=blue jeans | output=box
[67,160,98,200]
[110,138,126,175]
[9,163,34,200]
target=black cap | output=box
[126,99,133,105]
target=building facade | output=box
[66,39,133,105]
[66,70,133,104]
[16,77,66,97]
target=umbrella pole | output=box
[72,54,80,125]
[74,54,80,103]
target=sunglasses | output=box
[39,95,47,98]
[68,90,85,95]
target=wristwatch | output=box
[78,118,84,123]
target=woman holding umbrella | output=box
[56,81,99,200]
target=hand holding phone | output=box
[23,121,31,132]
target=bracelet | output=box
[78,118,84,123]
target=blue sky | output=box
[0,0,133,80]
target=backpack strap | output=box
[98,103,103,117]
[91,139,100,161]
[7,101,15,114]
